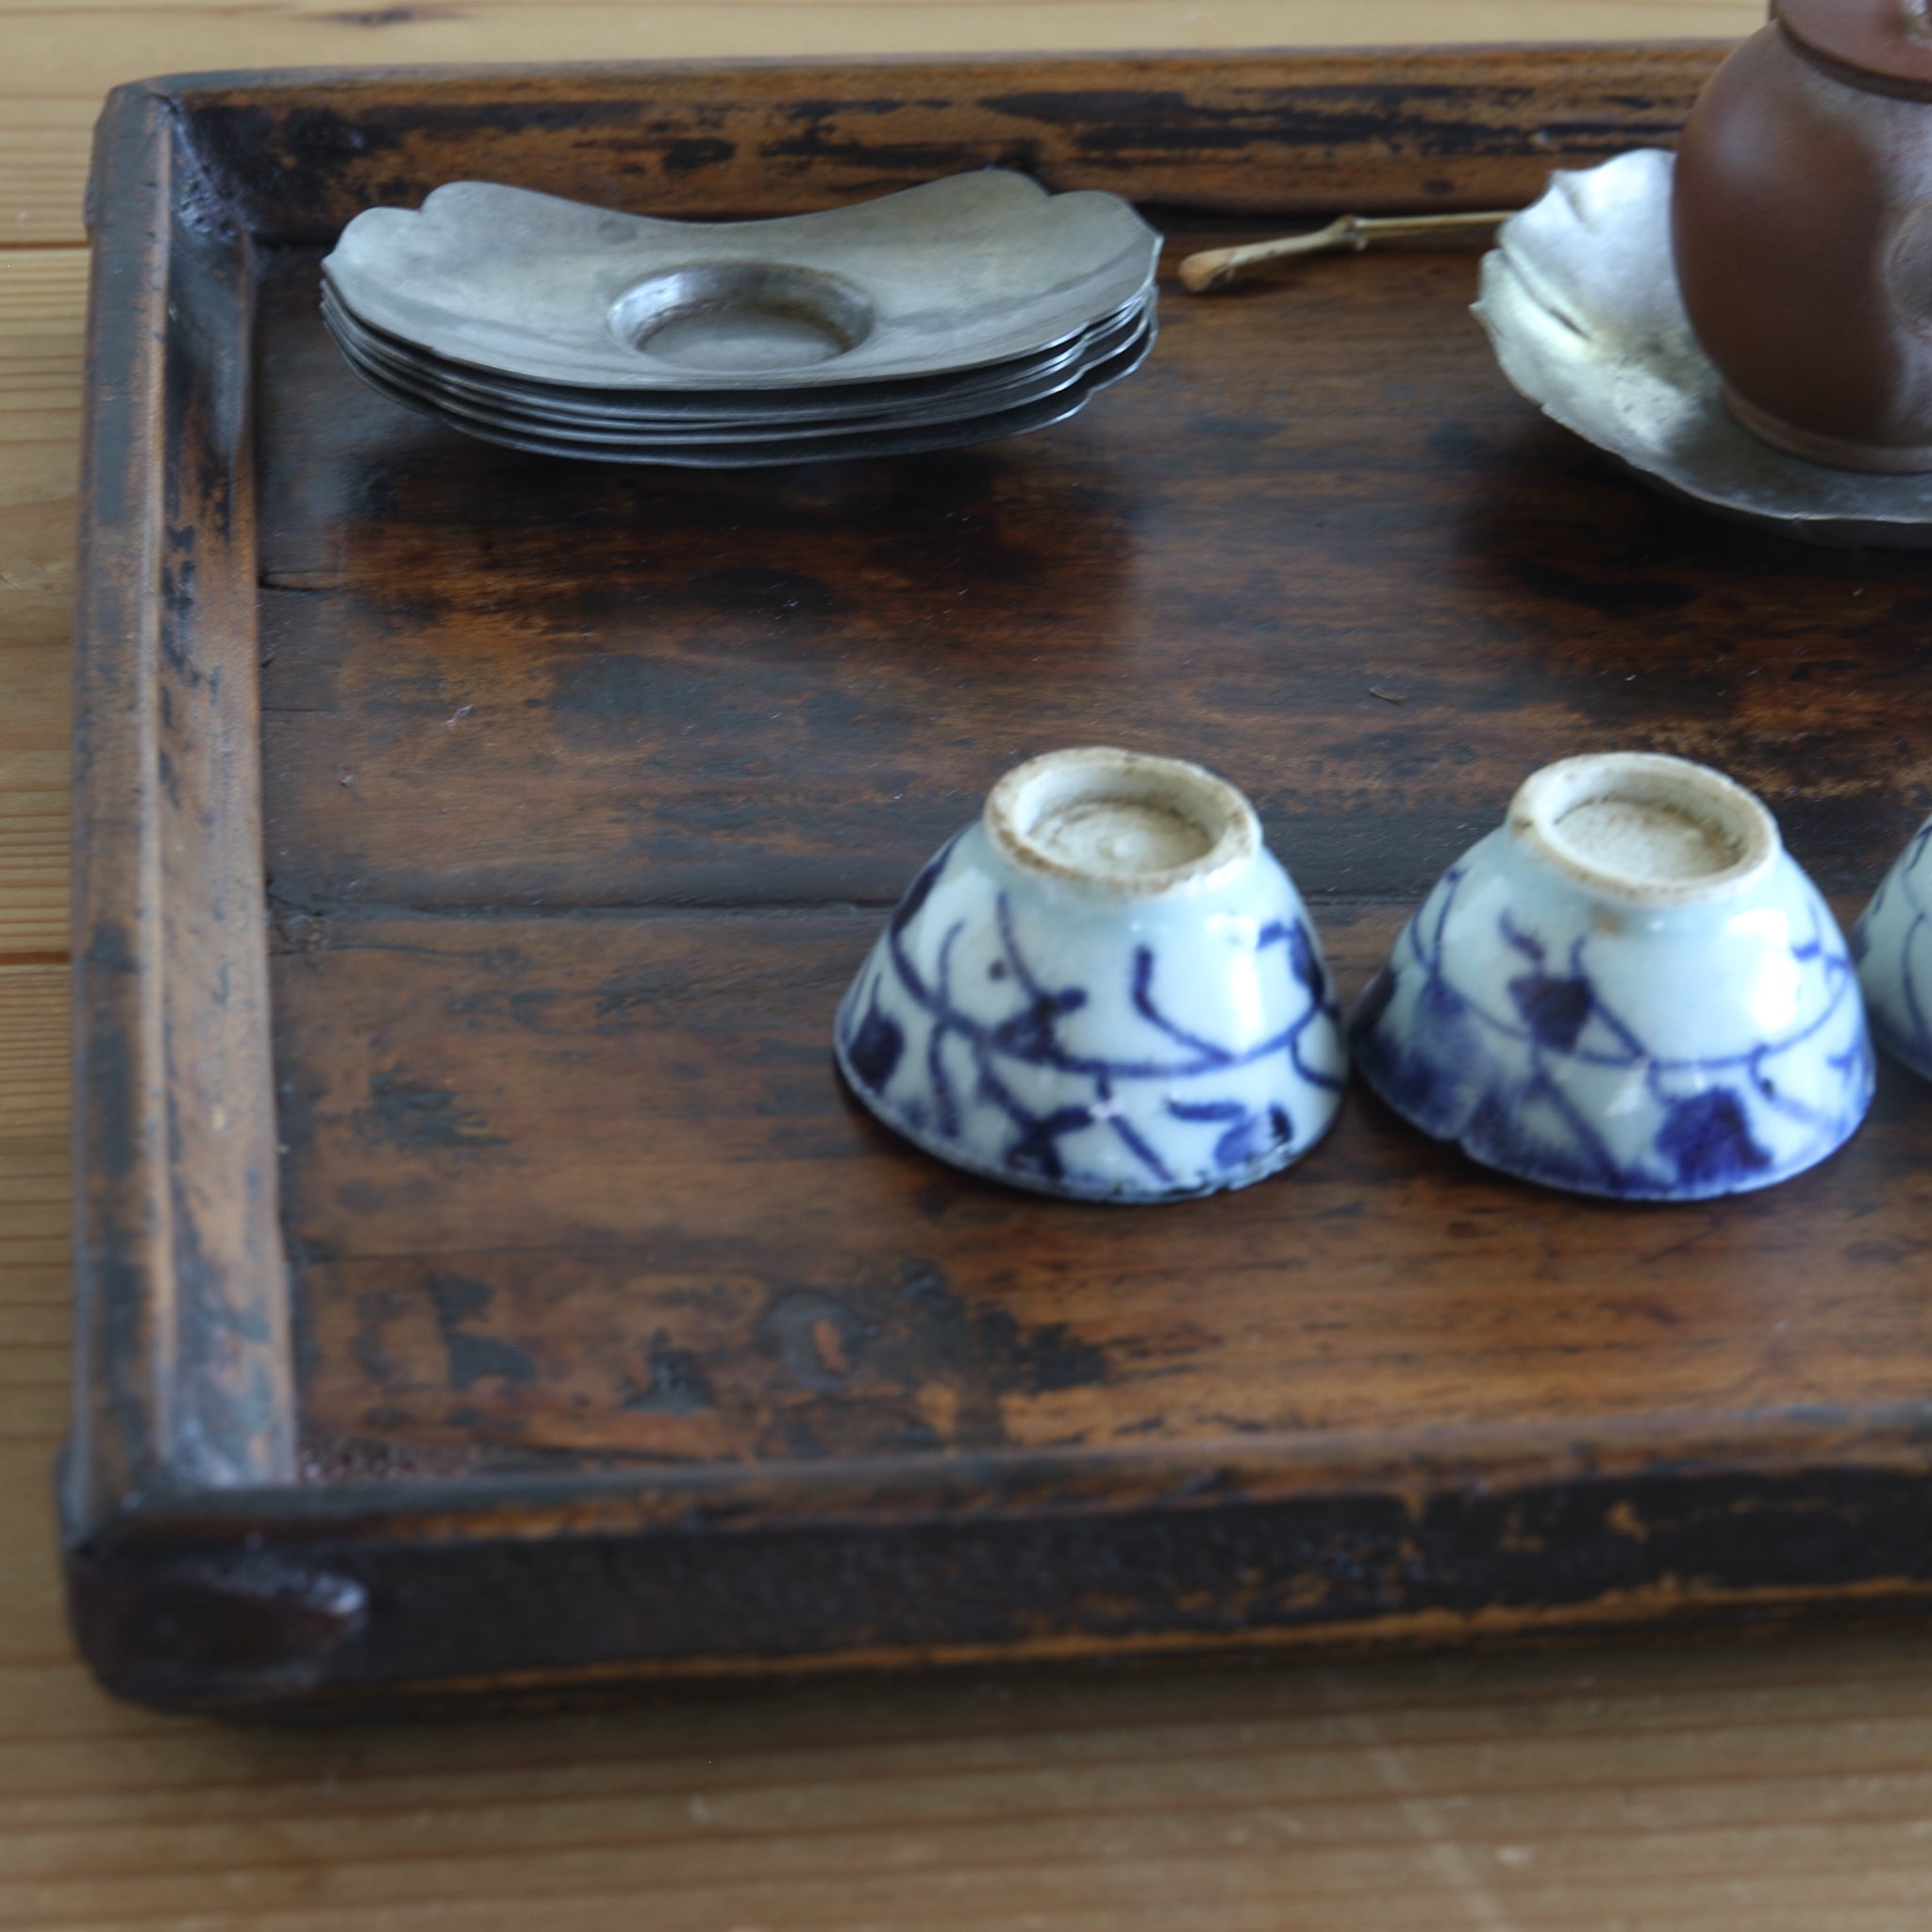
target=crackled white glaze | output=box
[1856,815,1932,1082]
[1353,753,1874,1201]
[835,749,1347,1202]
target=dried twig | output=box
[1178,210,1513,294]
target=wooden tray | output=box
[69,44,1932,1717]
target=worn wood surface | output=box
[56,35,1932,1699]
[184,44,1714,245]
[7,1611,1932,1932]
[21,4,1932,1926]
[256,207,1932,1488]
[0,254,81,960]
[281,902,1932,1471]
[61,40,1932,1715]
[0,2,1768,244]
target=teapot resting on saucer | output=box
[1674,0,1932,473]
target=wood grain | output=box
[8,1607,1932,1931]
[0,750,68,958]
[277,903,1932,1470]
[62,46,1932,1718]
[0,4,1767,242]
[0,965,66,1139]
[11,1106,1932,1928]
[18,8,1932,1930]
[246,204,1932,1507]
[255,236,1932,920]
[0,252,82,958]
[179,45,1723,245]
[69,76,297,1546]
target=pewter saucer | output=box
[320,284,1152,440]
[324,172,1160,391]
[327,308,1157,467]
[1474,148,1932,549]
[320,287,1149,426]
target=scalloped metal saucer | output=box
[324,171,1160,391]
[325,309,1156,468]
[1474,147,1932,550]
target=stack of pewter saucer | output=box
[320,172,1161,467]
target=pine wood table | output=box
[20,4,1932,1928]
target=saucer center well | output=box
[608,263,874,373]
[987,748,1259,895]
[1512,752,1776,904]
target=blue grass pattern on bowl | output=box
[836,828,1347,1202]
[1855,816,1932,1083]
[1353,839,1874,1203]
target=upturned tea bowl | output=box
[1351,753,1874,1201]
[834,747,1347,1202]
[1855,814,1932,1082]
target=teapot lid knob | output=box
[1777,0,1932,92]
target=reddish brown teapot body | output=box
[1674,1,1932,472]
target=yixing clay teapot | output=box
[1674,0,1932,472]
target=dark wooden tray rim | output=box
[73,42,1932,1718]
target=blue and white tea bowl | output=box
[834,747,1347,1201]
[1351,752,1873,1201]
[1855,815,1932,1082]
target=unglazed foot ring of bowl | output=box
[1507,752,1775,905]
[983,746,1257,894]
